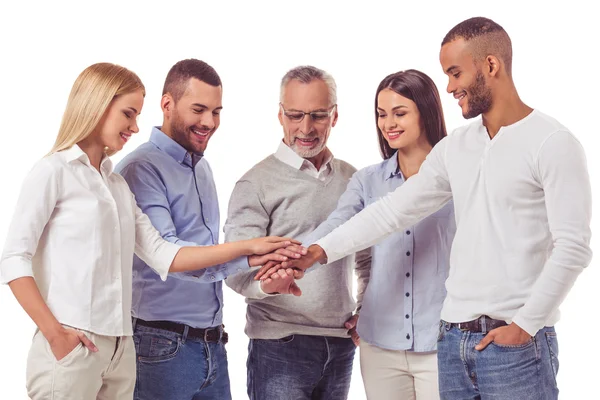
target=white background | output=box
[0,1,597,399]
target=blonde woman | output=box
[0,63,297,400]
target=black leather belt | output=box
[135,318,228,344]
[449,315,507,333]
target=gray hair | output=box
[279,65,337,106]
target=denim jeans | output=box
[132,322,231,400]
[437,321,559,400]
[247,334,356,400]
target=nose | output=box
[446,79,455,94]
[384,115,397,131]
[201,113,216,130]
[130,119,139,134]
[300,114,314,134]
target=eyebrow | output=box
[445,65,459,74]
[191,103,223,111]
[377,105,408,112]
[127,107,139,114]
[286,107,329,113]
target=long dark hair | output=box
[375,69,447,160]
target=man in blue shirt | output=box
[115,59,288,400]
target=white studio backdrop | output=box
[0,1,597,399]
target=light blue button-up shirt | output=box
[305,153,455,351]
[115,127,248,328]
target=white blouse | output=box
[1,146,180,336]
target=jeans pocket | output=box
[490,337,534,350]
[271,335,295,344]
[137,333,181,363]
[545,332,559,382]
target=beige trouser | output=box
[360,341,440,400]
[26,327,135,400]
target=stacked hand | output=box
[247,238,304,267]
[254,244,327,281]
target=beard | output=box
[464,70,493,119]
[170,107,207,154]
[290,136,327,159]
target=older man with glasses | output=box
[224,65,369,400]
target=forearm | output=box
[8,277,62,340]
[170,241,250,273]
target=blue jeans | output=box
[437,321,559,400]
[132,322,231,400]
[247,334,356,400]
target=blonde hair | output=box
[50,63,145,156]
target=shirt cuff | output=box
[154,242,182,282]
[0,256,34,284]
[227,256,250,276]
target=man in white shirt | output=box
[259,17,592,400]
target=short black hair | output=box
[442,17,513,75]
[162,59,221,102]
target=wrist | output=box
[43,323,65,344]
[308,244,327,264]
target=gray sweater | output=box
[224,154,369,339]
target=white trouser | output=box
[360,340,440,400]
[26,326,135,400]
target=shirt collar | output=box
[149,126,202,167]
[274,140,333,171]
[384,151,404,181]
[61,145,114,175]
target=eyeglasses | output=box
[280,103,337,124]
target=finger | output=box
[285,244,307,255]
[77,332,98,352]
[292,269,305,279]
[258,264,284,280]
[268,236,302,245]
[254,263,283,280]
[351,331,360,346]
[275,248,302,258]
[285,268,295,277]
[271,272,281,280]
[475,332,495,351]
[264,241,295,253]
[277,269,287,279]
[290,282,302,296]
[344,315,358,329]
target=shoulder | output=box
[115,142,163,173]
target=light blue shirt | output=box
[116,127,248,328]
[305,153,455,351]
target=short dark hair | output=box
[162,59,221,102]
[375,70,447,160]
[442,17,513,75]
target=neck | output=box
[482,84,533,139]
[306,148,329,171]
[77,139,104,172]
[397,140,432,179]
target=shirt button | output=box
[406,272,410,278]
[405,314,409,319]
[406,334,411,340]
[406,251,411,256]
[210,275,216,280]
[406,230,411,235]
[405,292,410,297]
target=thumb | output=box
[77,332,98,352]
[344,315,358,329]
[475,332,494,351]
[290,282,302,297]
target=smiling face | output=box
[440,38,493,119]
[377,88,428,152]
[162,78,222,154]
[278,79,337,159]
[93,89,144,152]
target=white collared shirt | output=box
[274,141,334,182]
[316,110,592,336]
[0,146,180,336]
